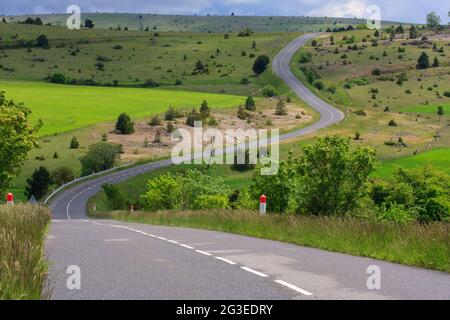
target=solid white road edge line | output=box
[195,250,212,256]
[215,256,237,265]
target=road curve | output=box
[46,34,450,300]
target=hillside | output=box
[2,13,396,33]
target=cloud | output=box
[307,0,369,18]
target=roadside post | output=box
[6,193,14,206]
[260,195,266,215]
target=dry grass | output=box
[96,209,450,273]
[0,204,51,300]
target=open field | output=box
[90,209,450,273]
[0,204,51,299]
[374,148,450,177]
[0,80,246,136]
[0,23,296,95]
[3,13,383,33]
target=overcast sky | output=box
[1,0,448,24]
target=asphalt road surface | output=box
[46,34,450,300]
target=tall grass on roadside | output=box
[0,204,51,300]
[96,209,450,273]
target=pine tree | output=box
[245,96,256,111]
[25,166,53,200]
[433,56,440,67]
[417,52,430,69]
[200,100,210,118]
[115,113,134,134]
[275,99,287,116]
[70,136,79,149]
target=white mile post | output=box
[260,194,266,215]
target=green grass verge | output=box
[0,80,246,136]
[401,104,450,115]
[374,148,450,177]
[0,204,51,299]
[92,209,450,273]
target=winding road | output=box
[46,34,450,300]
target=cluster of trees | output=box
[417,52,441,69]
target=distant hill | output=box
[3,13,402,33]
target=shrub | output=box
[148,114,162,126]
[417,52,430,69]
[194,194,229,210]
[115,113,134,134]
[388,119,397,127]
[298,52,312,63]
[314,81,325,90]
[443,91,450,98]
[166,121,176,133]
[186,108,201,127]
[102,184,127,210]
[245,96,256,111]
[143,78,159,88]
[70,136,79,149]
[237,106,248,120]
[261,85,277,97]
[35,34,49,48]
[51,167,74,186]
[80,142,121,176]
[275,99,287,115]
[49,73,66,84]
[240,78,250,85]
[252,55,270,75]
[372,68,381,76]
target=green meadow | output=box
[401,103,450,115]
[374,148,450,177]
[0,80,245,136]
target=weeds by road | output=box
[0,204,51,300]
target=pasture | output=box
[0,80,245,136]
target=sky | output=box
[0,0,449,24]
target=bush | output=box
[372,68,382,76]
[70,136,79,149]
[388,119,397,127]
[80,142,122,176]
[298,52,312,63]
[443,91,450,98]
[148,114,162,126]
[164,106,181,121]
[237,106,248,120]
[51,167,74,186]
[143,78,159,88]
[252,55,270,75]
[194,194,229,210]
[186,108,201,127]
[314,81,325,90]
[49,73,66,84]
[240,78,250,85]
[275,99,287,115]
[245,96,256,111]
[35,34,49,49]
[261,85,277,97]
[115,113,134,134]
[102,184,127,210]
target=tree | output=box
[84,19,95,29]
[102,184,127,210]
[297,136,377,215]
[51,167,74,186]
[115,113,134,134]
[70,136,79,149]
[80,142,122,176]
[0,92,40,197]
[35,34,49,48]
[275,99,287,116]
[200,100,210,118]
[437,106,445,122]
[237,105,247,120]
[409,25,418,39]
[186,108,201,127]
[245,96,256,111]
[433,56,440,67]
[417,52,430,69]
[194,60,206,73]
[25,166,53,200]
[426,12,441,28]
[252,55,270,75]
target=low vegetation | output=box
[0,204,51,299]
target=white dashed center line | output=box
[241,266,268,278]
[274,280,314,296]
[215,257,237,265]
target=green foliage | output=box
[51,166,74,186]
[261,85,277,97]
[164,106,182,121]
[200,100,211,118]
[0,92,40,196]
[194,194,229,210]
[252,55,270,75]
[369,167,450,222]
[141,169,230,211]
[426,12,441,28]
[245,96,256,111]
[417,52,430,69]
[274,98,287,115]
[102,184,127,210]
[298,51,312,63]
[80,142,122,176]
[35,34,49,49]
[186,108,201,126]
[236,105,248,120]
[70,136,79,149]
[115,112,134,134]
[25,166,53,200]
[148,114,162,126]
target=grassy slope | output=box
[0,204,51,299]
[5,14,374,33]
[0,80,245,136]
[0,23,296,95]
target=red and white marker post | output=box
[260,194,266,215]
[6,192,14,206]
